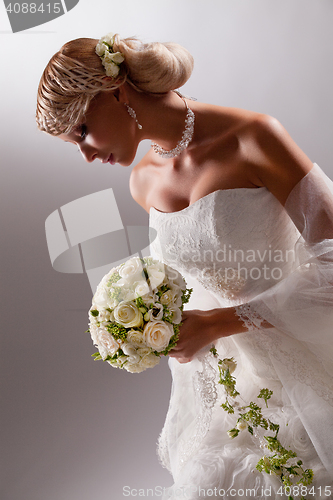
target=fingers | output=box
[174,356,192,364]
[169,351,193,363]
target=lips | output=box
[102,154,115,165]
[108,154,115,165]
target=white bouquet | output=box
[88,257,192,373]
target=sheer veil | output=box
[245,163,333,476]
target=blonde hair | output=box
[36,34,194,136]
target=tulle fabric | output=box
[149,164,333,499]
[244,164,333,478]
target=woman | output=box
[36,33,333,498]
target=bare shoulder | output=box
[243,113,314,205]
[129,149,157,213]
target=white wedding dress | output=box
[149,163,333,499]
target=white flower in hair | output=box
[104,62,120,78]
[104,51,124,64]
[95,42,107,57]
[96,32,125,79]
[100,32,115,46]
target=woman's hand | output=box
[169,307,248,363]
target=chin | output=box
[118,159,131,167]
[119,152,137,167]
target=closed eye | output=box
[80,124,87,140]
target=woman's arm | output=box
[243,114,314,206]
[169,307,273,362]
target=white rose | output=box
[93,286,110,309]
[119,258,144,283]
[159,284,182,307]
[104,61,120,78]
[140,353,160,370]
[143,321,174,352]
[147,264,165,289]
[94,328,120,360]
[113,302,143,328]
[159,289,175,305]
[127,329,145,348]
[220,358,237,374]
[134,280,150,298]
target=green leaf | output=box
[221,399,235,414]
[210,346,218,357]
[258,388,273,407]
[181,288,193,304]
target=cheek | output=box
[89,129,110,148]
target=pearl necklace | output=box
[151,92,195,159]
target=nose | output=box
[78,144,98,163]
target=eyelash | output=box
[80,124,87,140]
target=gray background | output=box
[1,0,332,499]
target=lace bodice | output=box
[149,168,333,491]
[150,187,300,305]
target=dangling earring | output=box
[124,103,142,130]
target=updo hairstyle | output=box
[36,34,194,136]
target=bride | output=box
[36,33,333,498]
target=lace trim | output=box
[157,353,219,473]
[177,354,218,469]
[234,303,266,332]
[157,424,172,473]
